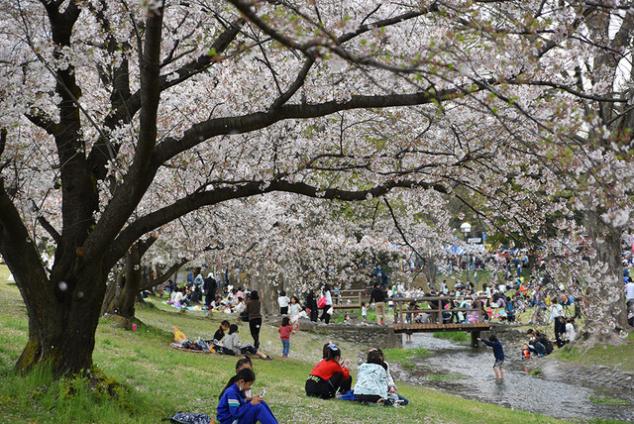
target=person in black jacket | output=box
[204,273,217,311]
[246,291,263,349]
[369,284,387,325]
[306,290,318,322]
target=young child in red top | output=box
[278,316,293,358]
[305,343,352,399]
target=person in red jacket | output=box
[305,343,352,399]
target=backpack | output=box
[240,310,249,322]
[169,412,211,424]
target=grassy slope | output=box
[550,332,634,373]
[0,264,567,423]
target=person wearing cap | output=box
[305,343,351,399]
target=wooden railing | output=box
[390,296,488,325]
[333,289,368,308]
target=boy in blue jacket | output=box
[479,335,505,381]
[217,368,278,424]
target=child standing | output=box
[277,290,290,315]
[278,317,293,358]
[288,296,301,329]
[361,302,368,322]
[479,335,505,381]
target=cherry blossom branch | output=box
[155,80,492,164]
[87,18,245,180]
[139,258,188,291]
[83,4,166,261]
[382,197,425,261]
[106,178,448,267]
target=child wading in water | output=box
[278,316,293,358]
[479,335,505,381]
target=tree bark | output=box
[582,210,628,341]
[15,266,107,376]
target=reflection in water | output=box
[406,333,634,421]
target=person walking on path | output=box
[370,283,387,325]
[479,335,505,381]
[246,291,263,349]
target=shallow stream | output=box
[400,334,634,422]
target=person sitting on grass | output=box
[220,324,271,360]
[479,335,505,381]
[377,348,409,406]
[217,368,278,424]
[305,343,351,399]
[214,320,231,344]
[219,357,254,399]
[353,349,389,404]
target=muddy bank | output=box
[393,333,634,422]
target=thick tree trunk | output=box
[15,267,107,376]
[582,211,628,341]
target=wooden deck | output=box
[391,322,491,333]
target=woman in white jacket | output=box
[354,350,389,403]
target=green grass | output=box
[0,264,571,423]
[551,334,634,372]
[589,396,631,407]
[383,347,431,371]
[427,372,464,382]
[432,331,470,343]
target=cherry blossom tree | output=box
[1,0,632,377]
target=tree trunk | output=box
[118,244,142,318]
[101,269,124,316]
[15,267,107,376]
[582,211,628,341]
[423,256,438,291]
[101,238,164,319]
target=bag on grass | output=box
[173,326,188,343]
[169,412,211,424]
